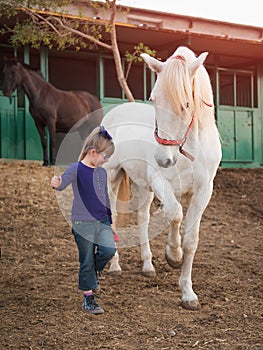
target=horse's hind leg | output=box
[47,122,57,165]
[107,167,126,275]
[34,120,49,166]
[137,189,155,277]
[108,250,122,276]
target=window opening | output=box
[218,68,256,108]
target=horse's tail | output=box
[117,170,130,202]
[116,170,131,227]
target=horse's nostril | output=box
[157,158,172,168]
[155,155,174,168]
[165,159,171,167]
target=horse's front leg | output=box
[152,178,183,268]
[165,215,184,269]
[179,185,214,310]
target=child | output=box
[51,126,116,315]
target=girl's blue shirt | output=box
[56,162,112,223]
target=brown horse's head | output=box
[2,58,20,97]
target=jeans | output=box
[72,218,116,291]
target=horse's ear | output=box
[141,54,163,73]
[3,56,18,63]
[4,56,18,64]
[189,52,208,77]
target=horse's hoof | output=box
[165,252,183,269]
[142,270,156,278]
[107,269,122,276]
[181,299,201,311]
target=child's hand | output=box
[51,175,62,189]
[113,232,120,242]
[111,225,120,242]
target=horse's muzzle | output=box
[3,89,12,97]
[155,154,177,168]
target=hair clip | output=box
[100,125,112,140]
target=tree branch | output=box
[109,0,134,101]
[49,16,112,50]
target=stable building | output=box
[0,5,263,167]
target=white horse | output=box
[103,46,222,310]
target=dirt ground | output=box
[0,160,262,350]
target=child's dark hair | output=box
[78,126,114,161]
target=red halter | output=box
[154,114,195,162]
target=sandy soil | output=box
[0,160,262,350]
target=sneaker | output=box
[82,294,104,315]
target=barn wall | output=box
[0,44,262,167]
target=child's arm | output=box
[51,175,62,189]
[51,163,78,191]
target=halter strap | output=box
[154,114,195,161]
[202,99,213,107]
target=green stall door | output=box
[0,94,42,161]
[218,108,254,165]
[0,94,25,159]
[24,109,43,161]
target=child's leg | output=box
[72,222,105,314]
[95,222,116,273]
[72,224,98,291]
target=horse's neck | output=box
[20,68,48,102]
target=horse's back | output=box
[103,102,155,150]
[103,102,154,133]
[103,102,156,184]
[53,90,103,133]
[74,91,102,112]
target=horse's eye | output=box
[181,103,189,112]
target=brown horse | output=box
[2,58,103,165]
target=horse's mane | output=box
[162,59,194,115]
[22,62,45,79]
[5,58,45,80]
[161,47,215,126]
